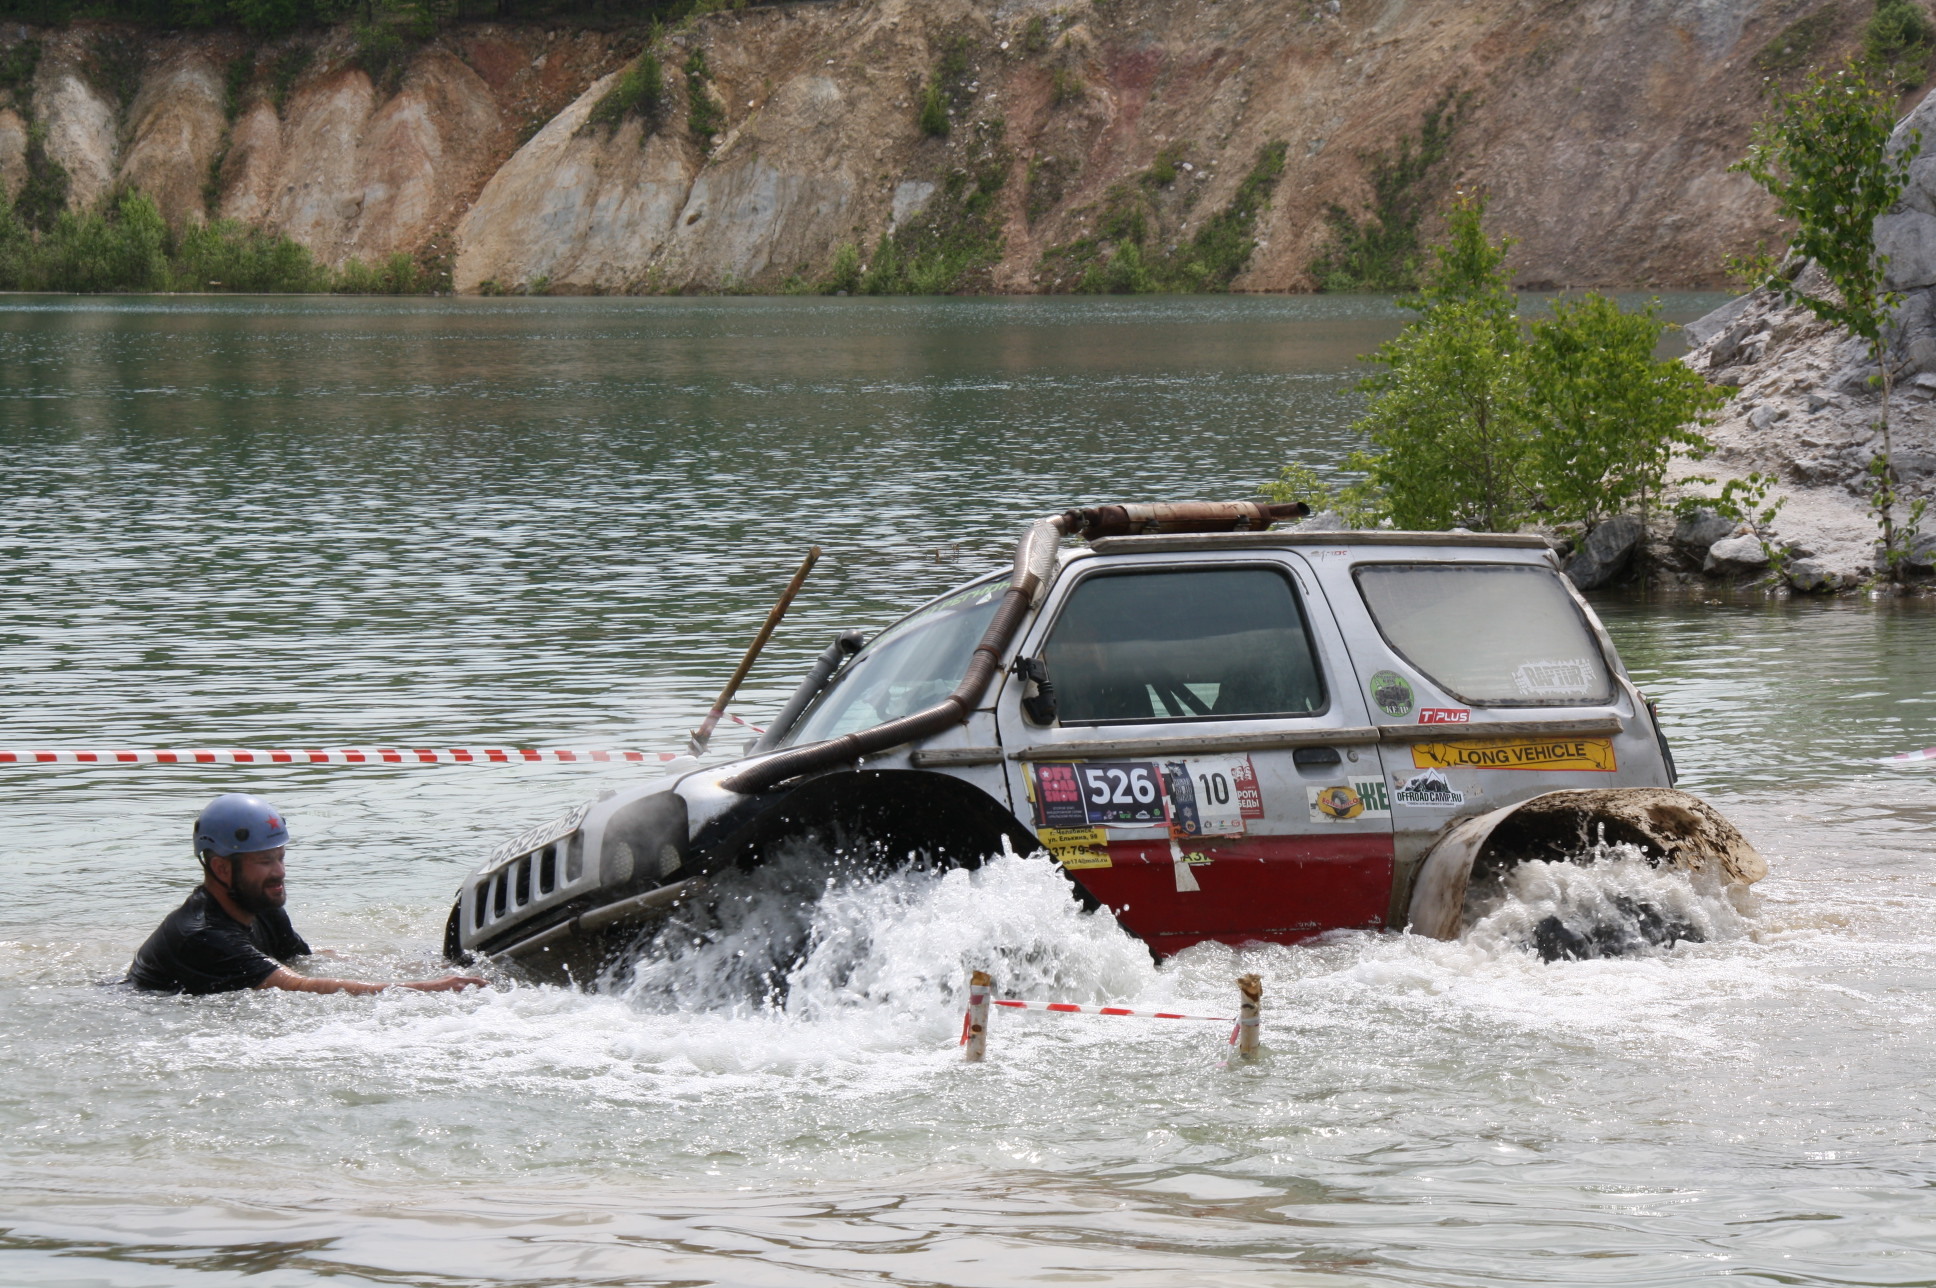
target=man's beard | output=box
[230,874,286,917]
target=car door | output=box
[993,551,1398,957]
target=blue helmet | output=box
[193,793,290,858]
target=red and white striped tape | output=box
[990,998,1234,1023]
[0,718,769,768]
[963,995,1241,1046]
[0,748,681,766]
[1883,747,1936,763]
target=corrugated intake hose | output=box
[718,501,1310,795]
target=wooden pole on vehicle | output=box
[1235,974,1262,1061]
[689,546,821,755]
[963,969,992,1062]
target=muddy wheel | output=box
[1406,788,1765,941]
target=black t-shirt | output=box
[127,886,313,995]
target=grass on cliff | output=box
[0,191,438,294]
[808,119,1009,295]
[1307,88,1469,292]
[1038,141,1287,293]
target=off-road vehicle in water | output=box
[445,502,1765,981]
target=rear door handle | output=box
[1293,746,1342,768]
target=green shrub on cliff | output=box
[586,54,666,133]
[1307,88,1469,292]
[1865,0,1935,89]
[1040,142,1287,293]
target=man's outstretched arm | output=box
[256,968,487,995]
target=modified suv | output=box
[445,502,1764,981]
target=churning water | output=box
[5,294,1936,1286]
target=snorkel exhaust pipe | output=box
[720,501,1309,795]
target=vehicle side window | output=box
[1041,568,1325,725]
[1353,563,1614,706]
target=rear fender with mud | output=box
[1405,788,1766,940]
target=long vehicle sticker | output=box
[1308,780,1392,821]
[1411,736,1617,772]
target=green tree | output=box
[1525,295,1728,529]
[1349,195,1532,531]
[1732,60,1921,580]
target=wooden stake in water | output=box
[688,546,820,756]
[963,970,992,1063]
[1235,974,1262,1061]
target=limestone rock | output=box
[1563,514,1642,590]
[119,50,226,227]
[1785,559,1840,593]
[1704,535,1771,577]
[1672,510,1736,560]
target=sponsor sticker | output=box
[1410,736,1617,773]
[1369,670,1414,717]
[1392,768,1465,807]
[1308,779,1393,821]
[1418,707,1470,724]
[1511,657,1599,698]
[1040,825,1111,869]
[1165,756,1251,837]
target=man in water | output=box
[129,792,486,996]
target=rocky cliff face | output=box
[0,1,1889,290]
[1671,79,1936,593]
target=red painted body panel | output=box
[1066,834,1395,957]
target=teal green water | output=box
[4,293,1936,1288]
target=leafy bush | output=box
[16,123,69,233]
[586,54,666,133]
[1319,198,1727,534]
[1307,88,1469,291]
[817,241,862,294]
[862,120,1008,294]
[0,190,432,294]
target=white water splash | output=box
[615,843,1160,1024]
[1463,841,1750,961]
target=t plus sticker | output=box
[1369,670,1414,717]
[1393,768,1465,806]
[1418,707,1470,724]
[1308,780,1392,821]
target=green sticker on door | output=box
[1369,670,1414,717]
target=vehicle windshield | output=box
[1354,563,1614,706]
[784,575,1010,745]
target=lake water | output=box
[4,294,1936,1287]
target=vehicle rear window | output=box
[1353,564,1613,707]
[1042,568,1325,725]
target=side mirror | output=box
[1014,656,1058,725]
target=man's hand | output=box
[257,968,488,996]
[399,975,488,993]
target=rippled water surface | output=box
[5,293,1936,1287]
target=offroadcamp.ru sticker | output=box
[1410,736,1617,773]
[1308,780,1392,821]
[1393,769,1465,806]
[1369,670,1414,717]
